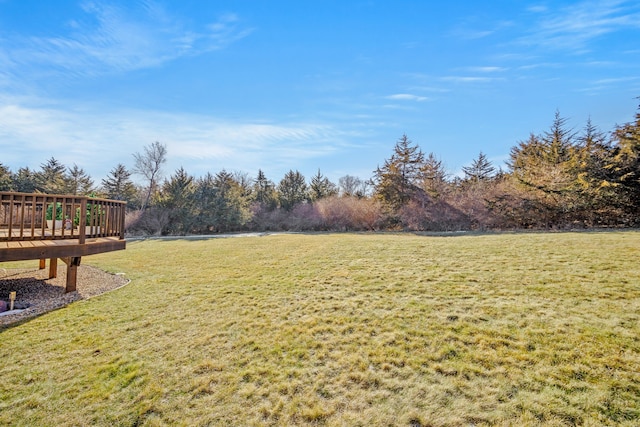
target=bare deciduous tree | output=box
[133,141,167,211]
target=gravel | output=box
[0,265,129,328]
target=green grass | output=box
[1,231,639,426]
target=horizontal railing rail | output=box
[0,192,126,243]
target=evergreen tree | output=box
[278,170,308,211]
[372,134,425,210]
[541,110,577,164]
[577,117,611,181]
[419,153,448,198]
[508,114,579,196]
[101,164,138,206]
[158,168,195,209]
[573,118,618,224]
[0,163,12,191]
[194,170,253,232]
[609,103,640,222]
[35,157,67,193]
[194,172,218,232]
[309,169,337,201]
[508,112,583,226]
[158,167,196,234]
[211,170,253,231]
[462,152,495,183]
[63,164,94,195]
[233,171,254,205]
[253,169,278,210]
[12,167,37,193]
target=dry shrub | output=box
[124,209,143,233]
[249,198,384,232]
[125,207,170,236]
[398,198,470,231]
[290,203,324,231]
[315,196,384,231]
[249,204,290,231]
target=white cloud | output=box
[453,29,495,40]
[385,94,429,102]
[527,5,548,13]
[0,98,348,181]
[440,76,496,83]
[516,62,563,70]
[0,1,253,82]
[450,19,515,41]
[466,66,508,73]
[519,0,640,51]
[591,76,639,85]
[577,75,640,95]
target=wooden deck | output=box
[0,192,126,292]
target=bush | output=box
[124,208,170,236]
[315,197,384,231]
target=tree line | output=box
[1,103,639,233]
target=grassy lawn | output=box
[1,232,639,426]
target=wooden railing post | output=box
[120,202,126,239]
[79,197,87,244]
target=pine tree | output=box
[419,153,448,198]
[278,170,308,211]
[158,167,196,234]
[253,169,278,211]
[508,112,583,226]
[572,118,618,224]
[101,164,139,206]
[372,134,425,211]
[0,163,12,191]
[194,173,218,232]
[462,152,495,183]
[609,103,640,223]
[309,169,337,201]
[193,170,253,232]
[541,110,577,164]
[508,114,579,196]
[159,168,194,209]
[12,167,37,193]
[35,157,67,193]
[63,164,94,195]
[233,171,254,201]
[211,170,253,231]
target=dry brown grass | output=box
[1,231,639,426]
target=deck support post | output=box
[61,256,81,293]
[48,257,58,279]
[39,259,46,270]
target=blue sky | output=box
[1,0,639,185]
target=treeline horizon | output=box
[2,102,639,233]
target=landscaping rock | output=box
[0,265,128,328]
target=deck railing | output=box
[0,192,126,243]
